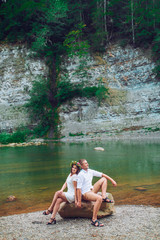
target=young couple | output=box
[43,159,117,227]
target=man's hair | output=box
[79,159,86,166]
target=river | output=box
[0,139,160,216]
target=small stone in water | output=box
[6,195,16,202]
[94,147,104,151]
[134,187,147,191]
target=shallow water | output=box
[0,139,160,216]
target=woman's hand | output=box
[58,190,63,194]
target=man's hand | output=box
[77,201,81,208]
[112,180,117,187]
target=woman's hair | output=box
[70,161,81,174]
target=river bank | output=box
[59,129,160,143]
[0,205,160,240]
[0,129,160,147]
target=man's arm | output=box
[77,188,82,208]
[102,173,117,187]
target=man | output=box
[77,159,117,227]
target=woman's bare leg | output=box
[47,191,63,213]
[48,192,68,223]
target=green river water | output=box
[0,139,160,216]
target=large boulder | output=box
[58,192,115,218]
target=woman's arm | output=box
[60,181,67,192]
[73,181,77,204]
[102,173,117,187]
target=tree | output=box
[0,0,69,137]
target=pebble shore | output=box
[60,130,160,143]
[0,205,160,240]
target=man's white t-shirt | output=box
[77,169,102,194]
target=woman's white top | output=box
[64,174,78,203]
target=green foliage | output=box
[56,79,109,105]
[56,80,80,105]
[144,127,160,132]
[1,0,160,54]
[69,132,84,137]
[25,76,62,137]
[89,31,107,53]
[25,77,53,135]
[82,86,99,98]
[63,23,90,57]
[119,39,129,48]
[152,29,160,78]
[1,0,160,138]
[153,63,160,78]
[25,78,50,120]
[0,129,30,144]
[0,0,42,42]
[29,0,68,57]
[32,125,50,137]
[71,57,92,86]
[96,85,109,106]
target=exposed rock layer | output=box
[0,43,159,136]
[59,44,160,136]
[0,44,48,132]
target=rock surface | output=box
[94,147,104,151]
[0,141,47,147]
[58,193,115,218]
[6,196,16,202]
[0,43,160,136]
[0,44,48,132]
[59,44,160,137]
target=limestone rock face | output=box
[0,44,48,132]
[58,193,115,218]
[59,44,160,137]
[1,43,159,135]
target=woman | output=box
[43,161,81,225]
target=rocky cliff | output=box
[59,44,160,137]
[0,43,160,136]
[0,44,48,132]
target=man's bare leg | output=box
[83,191,103,226]
[92,177,113,203]
[93,177,107,198]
